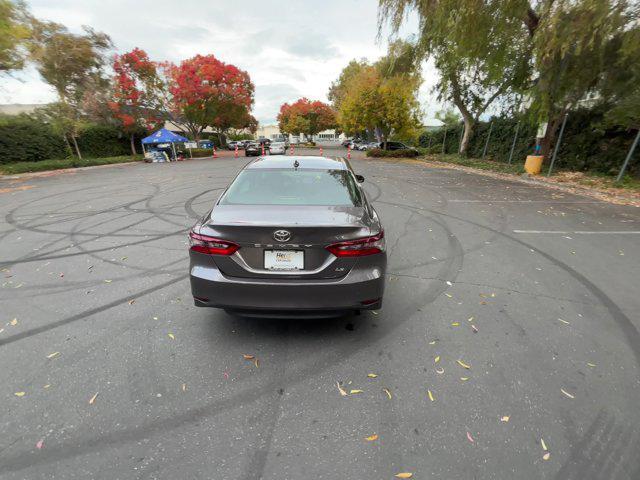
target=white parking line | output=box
[513,230,640,234]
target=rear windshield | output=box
[220,169,362,206]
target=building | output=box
[255,124,345,144]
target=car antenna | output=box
[293,159,300,169]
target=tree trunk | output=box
[71,135,82,160]
[540,112,563,160]
[459,116,475,155]
[130,134,137,156]
[217,131,223,147]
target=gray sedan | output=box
[189,156,386,317]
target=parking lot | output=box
[1,148,639,479]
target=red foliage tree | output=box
[109,48,165,154]
[169,54,254,141]
[277,98,337,141]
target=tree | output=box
[109,48,165,154]
[328,59,369,110]
[169,54,254,141]
[30,22,112,158]
[333,41,423,147]
[0,0,30,74]
[379,0,531,154]
[435,108,462,127]
[278,98,337,141]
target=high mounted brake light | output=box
[325,230,385,257]
[189,230,239,256]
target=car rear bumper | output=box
[190,260,385,312]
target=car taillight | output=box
[189,230,239,255]
[326,230,385,257]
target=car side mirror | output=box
[355,174,365,183]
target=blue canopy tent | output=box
[141,128,189,160]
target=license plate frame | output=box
[264,250,304,271]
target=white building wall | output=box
[256,125,345,143]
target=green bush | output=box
[366,148,419,158]
[419,107,638,177]
[187,148,214,158]
[76,124,134,158]
[0,116,69,163]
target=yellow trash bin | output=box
[524,155,544,175]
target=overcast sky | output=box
[1,0,443,125]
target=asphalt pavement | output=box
[1,147,639,479]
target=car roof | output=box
[246,156,348,170]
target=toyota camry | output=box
[189,156,386,317]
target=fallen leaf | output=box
[446,281,452,286]
[466,431,475,443]
[587,362,596,368]
[457,360,471,369]
[365,434,378,441]
[36,439,44,450]
[560,388,575,399]
[367,373,378,378]
[427,389,435,402]
[541,438,548,451]
[435,367,444,374]
[480,300,487,305]
[128,299,135,305]
[501,416,510,422]
[336,382,348,396]
[182,383,187,392]
[10,318,18,326]
[543,452,551,461]
[153,316,158,320]
[460,377,469,381]
[243,354,255,360]
[254,358,259,368]
[371,311,379,315]
[394,473,413,479]
[59,273,64,278]
[467,316,474,322]
[428,340,437,345]
[104,279,112,283]
[451,322,460,326]
[471,324,478,333]
[383,387,392,399]
[46,351,60,359]
[434,356,440,363]
[445,293,453,298]
[167,333,175,340]
[14,391,25,397]
[43,384,51,389]
[350,389,364,394]
[558,318,570,325]
[88,392,99,405]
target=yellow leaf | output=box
[500,416,510,422]
[336,382,348,396]
[14,391,25,397]
[434,356,440,363]
[428,340,436,345]
[168,333,175,340]
[10,318,18,326]
[46,351,60,359]
[460,377,469,381]
[395,473,413,479]
[365,434,378,441]
[89,392,99,405]
[43,384,51,389]
[587,362,596,367]
[558,318,570,325]
[457,360,471,369]
[541,438,548,451]
[467,316,474,322]
[445,293,452,298]
[435,367,444,374]
[350,389,363,394]
[383,387,392,399]
[543,452,551,461]
[560,388,575,399]
[104,279,112,283]
[427,389,435,402]
[367,373,378,378]
[243,354,255,360]
[451,322,460,326]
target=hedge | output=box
[366,148,419,158]
[0,116,69,163]
[419,107,639,177]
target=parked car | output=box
[341,139,353,148]
[245,142,263,157]
[198,140,214,149]
[257,138,272,147]
[381,141,417,152]
[227,141,239,151]
[269,141,286,155]
[188,156,386,316]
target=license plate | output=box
[264,250,304,270]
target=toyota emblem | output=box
[273,229,292,242]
